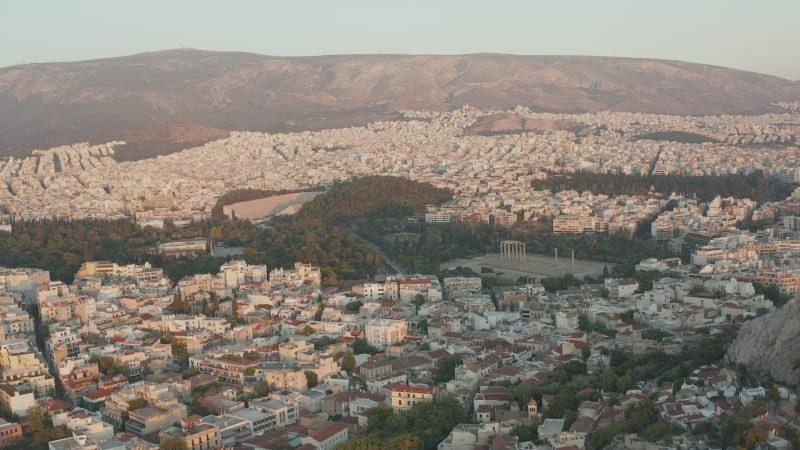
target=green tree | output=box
[413,294,426,312]
[578,314,591,332]
[26,405,47,432]
[160,436,189,450]
[624,399,660,431]
[418,318,428,335]
[30,426,71,450]
[230,297,240,324]
[336,434,423,450]
[171,289,189,314]
[305,370,319,388]
[127,398,148,411]
[616,375,633,393]
[254,381,276,397]
[512,421,539,443]
[352,338,379,355]
[509,383,534,407]
[619,310,634,323]
[601,370,619,392]
[345,300,363,313]
[341,350,356,374]
[313,302,325,321]
[434,354,463,383]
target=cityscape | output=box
[1,2,800,450]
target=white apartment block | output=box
[365,319,407,350]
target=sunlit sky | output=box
[2,0,799,80]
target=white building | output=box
[365,319,408,350]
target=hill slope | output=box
[727,298,800,385]
[1,49,799,158]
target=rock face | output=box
[1,49,799,159]
[727,298,800,385]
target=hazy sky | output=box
[3,0,799,80]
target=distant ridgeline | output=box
[0,176,452,285]
[531,171,795,203]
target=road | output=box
[348,230,406,275]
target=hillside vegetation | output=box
[632,130,719,144]
[531,171,794,203]
[0,176,451,285]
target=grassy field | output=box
[441,252,608,281]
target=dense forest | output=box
[632,130,719,144]
[297,176,452,225]
[0,219,154,282]
[242,177,452,282]
[531,171,795,203]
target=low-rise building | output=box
[125,401,188,437]
[158,416,221,450]
[304,421,349,450]
[389,385,433,411]
[0,418,21,448]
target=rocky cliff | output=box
[727,299,800,384]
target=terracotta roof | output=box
[389,385,433,394]
[82,388,115,400]
[310,421,348,442]
[328,390,385,403]
[493,365,522,376]
[400,279,431,285]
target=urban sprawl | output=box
[0,107,799,449]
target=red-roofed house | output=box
[304,421,349,450]
[389,385,434,411]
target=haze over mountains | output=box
[1,49,798,160]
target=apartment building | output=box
[365,319,408,350]
[0,418,21,448]
[159,416,221,450]
[553,215,607,234]
[304,421,349,450]
[125,401,188,437]
[202,414,253,446]
[389,385,433,411]
[188,355,260,385]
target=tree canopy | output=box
[531,171,793,203]
[347,399,465,450]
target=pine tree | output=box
[231,297,240,324]
[341,350,356,374]
[171,289,187,314]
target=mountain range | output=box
[1,49,798,160]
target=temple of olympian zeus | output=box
[500,240,526,262]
